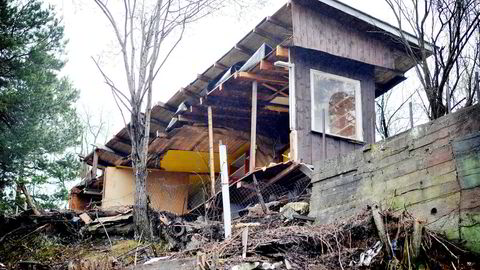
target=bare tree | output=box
[92,0,219,239]
[79,106,111,178]
[376,89,418,139]
[385,0,480,119]
[448,31,480,109]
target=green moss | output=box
[443,228,461,242]
[457,155,480,189]
[460,214,480,254]
[461,227,480,253]
[385,197,406,211]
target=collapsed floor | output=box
[1,199,480,270]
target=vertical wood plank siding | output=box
[291,47,375,164]
[291,2,398,70]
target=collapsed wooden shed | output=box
[70,0,430,216]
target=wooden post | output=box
[208,106,215,196]
[249,81,258,172]
[242,227,249,259]
[91,149,99,180]
[219,142,231,238]
[252,174,268,215]
[409,102,414,129]
[446,81,451,114]
[475,71,479,103]
[322,108,326,161]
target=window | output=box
[310,69,363,141]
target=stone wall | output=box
[310,104,480,252]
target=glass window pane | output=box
[311,70,361,141]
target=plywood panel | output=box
[102,167,190,215]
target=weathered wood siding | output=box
[291,47,375,165]
[291,2,401,70]
[310,104,480,253]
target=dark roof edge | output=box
[312,0,434,52]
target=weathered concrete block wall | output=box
[310,104,480,252]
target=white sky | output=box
[49,0,424,139]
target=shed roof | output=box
[84,0,431,168]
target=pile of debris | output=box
[0,207,140,269]
[167,202,479,270]
[2,200,480,269]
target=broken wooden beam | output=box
[250,81,258,172]
[276,45,289,59]
[234,71,288,85]
[208,106,215,197]
[262,83,288,97]
[259,60,289,74]
[203,95,289,109]
[252,174,268,215]
[241,163,300,203]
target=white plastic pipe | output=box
[219,143,231,238]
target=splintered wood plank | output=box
[79,213,93,225]
[258,60,289,75]
[276,45,289,60]
[234,72,288,85]
[208,106,215,196]
[91,150,99,180]
[250,81,258,172]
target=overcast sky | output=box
[49,0,422,140]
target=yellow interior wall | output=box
[159,145,251,173]
[283,148,291,162]
[160,150,223,173]
[102,167,190,215]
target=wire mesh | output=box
[186,170,311,221]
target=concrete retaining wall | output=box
[310,104,480,252]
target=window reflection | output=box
[310,70,362,141]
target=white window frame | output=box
[310,69,363,142]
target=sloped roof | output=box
[84,0,431,168]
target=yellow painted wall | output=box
[283,148,291,162]
[102,167,190,215]
[160,150,224,173]
[159,147,250,173]
[101,143,258,213]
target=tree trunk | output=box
[134,159,150,239]
[19,183,42,216]
[131,106,151,240]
